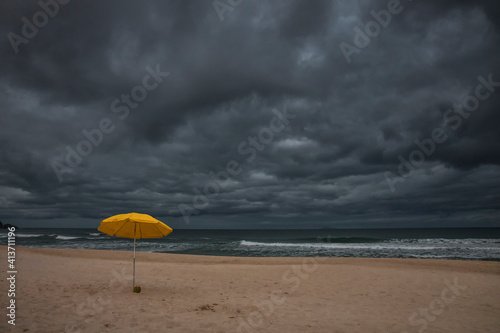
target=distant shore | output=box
[1,246,499,332]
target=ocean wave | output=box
[392,238,500,244]
[240,240,454,251]
[16,234,45,238]
[313,237,382,243]
[56,236,80,240]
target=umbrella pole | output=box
[133,223,136,292]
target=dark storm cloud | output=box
[1,0,499,229]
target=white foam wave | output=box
[240,238,500,250]
[391,238,500,245]
[239,240,494,251]
[56,236,80,240]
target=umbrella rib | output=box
[112,221,129,237]
[153,223,167,237]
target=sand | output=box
[1,246,499,333]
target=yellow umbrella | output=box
[98,212,173,292]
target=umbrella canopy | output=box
[98,212,173,239]
[98,212,173,292]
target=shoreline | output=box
[4,245,500,264]
[1,246,499,332]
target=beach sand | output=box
[1,246,499,332]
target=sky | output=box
[1,0,499,229]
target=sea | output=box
[2,228,500,261]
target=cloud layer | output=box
[1,0,499,228]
